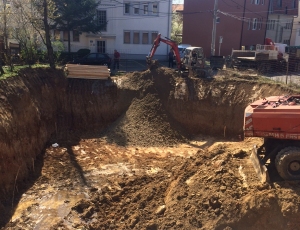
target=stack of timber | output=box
[65,64,110,80]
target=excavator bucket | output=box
[146,58,160,70]
[250,146,270,183]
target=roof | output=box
[172,4,183,12]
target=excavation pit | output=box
[0,67,300,229]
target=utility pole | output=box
[211,0,218,56]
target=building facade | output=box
[54,0,172,60]
[290,1,300,46]
[266,0,298,44]
[182,0,298,57]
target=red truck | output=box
[244,95,300,182]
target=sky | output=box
[173,0,184,4]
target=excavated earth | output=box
[0,67,300,230]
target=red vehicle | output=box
[244,95,300,181]
[146,33,182,70]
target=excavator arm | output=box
[146,33,182,70]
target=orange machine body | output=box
[244,95,300,140]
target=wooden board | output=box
[65,64,110,79]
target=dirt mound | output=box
[102,93,186,147]
[63,141,300,230]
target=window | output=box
[261,0,264,5]
[124,31,130,44]
[252,18,257,30]
[124,3,130,14]
[254,0,260,5]
[151,32,158,42]
[133,32,140,44]
[142,32,149,44]
[257,18,262,30]
[298,28,300,36]
[277,0,282,7]
[87,53,97,60]
[152,3,158,14]
[97,41,106,53]
[124,2,158,16]
[269,20,275,30]
[73,30,79,42]
[143,4,148,15]
[63,31,68,41]
[133,4,139,14]
[123,31,156,44]
[279,27,283,42]
[292,0,297,9]
[54,30,60,40]
[97,10,107,31]
[283,40,290,45]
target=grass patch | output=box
[0,64,50,80]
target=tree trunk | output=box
[0,58,4,75]
[43,0,55,69]
[68,30,71,54]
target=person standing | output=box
[113,49,120,70]
[168,49,174,68]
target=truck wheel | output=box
[275,147,300,180]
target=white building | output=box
[290,1,300,46]
[56,0,172,60]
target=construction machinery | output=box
[244,95,300,182]
[228,38,288,74]
[146,33,209,77]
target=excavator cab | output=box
[182,47,204,68]
[181,47,209,77]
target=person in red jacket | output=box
[113,49,120,70]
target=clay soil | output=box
[1,67,300,230]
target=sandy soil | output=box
[1,67,300,229]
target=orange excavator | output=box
[146,33,182,70]
[146,34,210,77]
[244,95,300,182]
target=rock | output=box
[146,222,158,230]
[220,186,227,192]
[155,205,166,215]
[129,214,140,228]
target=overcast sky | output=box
[173,0,184,4]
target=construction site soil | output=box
[0,67,300,230]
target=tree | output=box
[52,0,107,53]
[11,0,39,66]
[12,0,57,68]
[0,0,10,55]
[171,12,183,44]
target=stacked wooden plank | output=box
[65,64,110,80]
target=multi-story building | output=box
[182,0,269,57]
[54,0,172,60]
[266,0,298,45]
[290,2,300,46]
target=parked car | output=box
[178,44,191,59]
[72,53,112,67]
